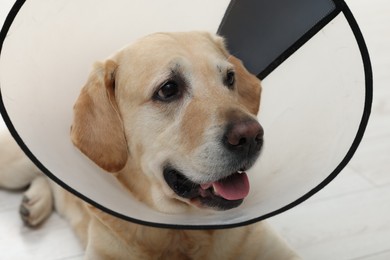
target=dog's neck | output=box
[87,205,217,259]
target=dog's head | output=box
[71,32,263,213]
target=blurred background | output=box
[0,0,389,259]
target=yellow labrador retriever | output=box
[0,31,299,259]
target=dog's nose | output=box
[224,120,264,154]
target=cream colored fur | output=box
[0,32,300,259]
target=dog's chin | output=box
[163,167,250,211]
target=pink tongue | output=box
[213,172,250,201]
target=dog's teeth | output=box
[238,171,243,174]
[211,185,221,196]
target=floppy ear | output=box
[71,60,128,173]
[229,55,262,115]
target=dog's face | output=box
[71,32,263,213]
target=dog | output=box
[0,31,299,259]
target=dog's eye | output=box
[155,81,180,101]
[225,70,235,88]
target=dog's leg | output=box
[0,131,54,226]
[19,175,53,226]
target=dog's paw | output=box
[19,176,53,227]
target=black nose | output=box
[224,120,264,155]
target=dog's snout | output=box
[224,120,264,154]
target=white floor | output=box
[0,0,389,259]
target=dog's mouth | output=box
[163,168,250,210]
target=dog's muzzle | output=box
[164,119,264,210]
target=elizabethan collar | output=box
[0,0,372,228]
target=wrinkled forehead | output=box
[115,32,233,91]
[119,33,230,70]
[135,32,228,57]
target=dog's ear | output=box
[71,60,128,173]
[228,55,262,115]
